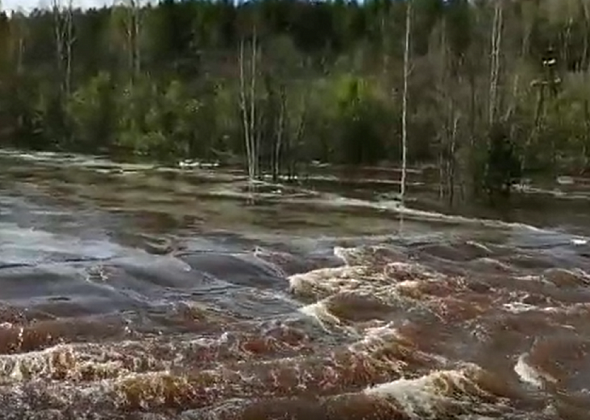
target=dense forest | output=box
[0,0,589,200]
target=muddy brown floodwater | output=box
[1,150,590,419]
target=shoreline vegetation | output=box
[1,0,589,203]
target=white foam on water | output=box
[298,301,343,330]
[0,344,76,382]
[364,366,499,419]
[281,192,562,238]
[502,303,560,314]
[514,353,557,389]
[333,246,350,263]
[288,264,370,299]
[0,149,157,174]
[515,182,590,201]
[466,240,494,253]
[206,180,321,202]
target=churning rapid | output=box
[1,151,590,419]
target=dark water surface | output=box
[1,150,590,419]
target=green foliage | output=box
[67,71,116,152]
[112,78,205,161]
[329,75,389,164]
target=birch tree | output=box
[11,12,26,75]
[488,0,504,126]
[239,31,261,183]
[52,0,75,98]
[400,0,412,206]
[121,0,142,81]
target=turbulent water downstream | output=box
[1,150,590,419]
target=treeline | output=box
[0,0,590,199]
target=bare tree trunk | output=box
[65,0,74,97]
[506,7,532,121]
[400,0,412,206]
[468,68,476,145]
[53,0,64,95]
[53,0,64,84]
[380,12,387,79]
[123,0,141,82]
[489,0,504,126]
[52,0,75,98]
[239,39,253,181]
[250,30,259,180]
[448,114,460,206]
[580,0,590,71]
[523,78,546,173]
[288,88,308,181]
[273,83,286,183]
[583,97,590,172]
[134,1,140,77]
[563,18,573,70]
[437,12,460,206]
[438,133,445,200]
[581,0,590,170]
[8,12,26,75]
[238,32,260,184]
[438,16,447,201]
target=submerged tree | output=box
[239,30,261,183]
[400,0,411,206]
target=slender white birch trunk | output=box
[401,0,412,206]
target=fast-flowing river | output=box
[1,150,590,420]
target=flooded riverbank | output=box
[1,150,590,419]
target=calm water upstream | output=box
[1,149,590,419]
